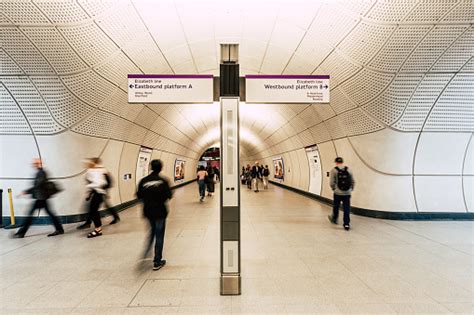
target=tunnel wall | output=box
[245,126,473,218]
[0,131,198,219]
[1,0,473,220]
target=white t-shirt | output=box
[85,166,107,194]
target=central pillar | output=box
[219,44,241,295]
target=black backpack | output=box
[336,167,352,191]
[263,168,269,176]
[103,172,113,189]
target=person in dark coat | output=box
[137,159,172,270]
[13,158,64,238]
[206,166,215,197]
[251,161,262,192]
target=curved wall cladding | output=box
[241,0,473,217]
[1,0,473,219]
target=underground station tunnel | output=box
[0,0,473,314]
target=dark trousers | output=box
[332,194,351,225]
[18,199,63,235]
[144,218,166,264]
[89,192,103,228]
[84,196,119,225]
[198,180,206,197]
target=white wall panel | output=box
[335,138,417,212]
[415,176,466,212]
[349,128,417,175]
[0,135,39,178]
[464,177,473,212]
[415,133,471,175]
[463,138,474,175]
[317,141,337,200]
[160,152,173,184]
[289,150,301,190]
[296,148,309,191]
[36,132,108,178]
[118,143,140,202]
[282,152,293,187]
[99,140,125,206]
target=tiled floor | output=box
[0,183,472,314]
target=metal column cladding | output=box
[220,44,241,295]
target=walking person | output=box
[206,166,215,197]
[196,165,208,202]
[213,166,220,182]
[251,161,262,192]
[328,157,355,231]
[245,164,252,189]
[77,158,119,229]
[137,159,172,271]
[262,165,270,189]
[13,158,64,238]
[82,158,107,238]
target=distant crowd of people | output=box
[241,162,270,192]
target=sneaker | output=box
[343,224,350,231]
[47,230,64,237]
[153,259,166,270]
[328,215,337,225]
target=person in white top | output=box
[83,158,107,238]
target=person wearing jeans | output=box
[196,166,208,202]
[328,157,355,230]
[137,159,172,270]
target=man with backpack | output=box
[13,158,64,238]
[137,159,172,270]
[328,157,355,231]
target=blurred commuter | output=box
[241,166,246,184]
[251,161,262,192]
[328,157,355,231]
[245,164,252,189]
[77,158,119,229]
[262,165,270,189]
[213,166,220,181]
[13,158,64,238]
[137,159,172,271]
[197,165,208,202]
[80,158,107,238]
[206,166,215,197]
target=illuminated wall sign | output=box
[245,75,330,103]
[128,74,213,103]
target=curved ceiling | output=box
[1,0,472,162]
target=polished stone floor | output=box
[0,183,473,314]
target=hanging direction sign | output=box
[245,75,330,103]
[128,74,213,103]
